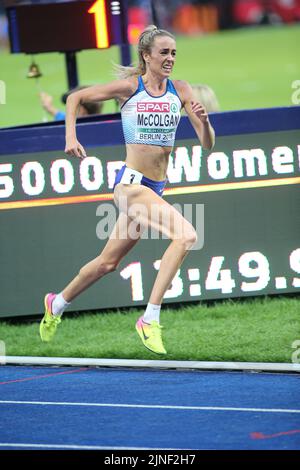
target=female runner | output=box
[40,25,215,354]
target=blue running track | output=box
[0,366,299,450]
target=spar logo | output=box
[137,102,170,112]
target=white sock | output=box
[143,303,161,324]
[52,292,71,316]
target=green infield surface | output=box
[0,24,299,128]
[0,297,299,362]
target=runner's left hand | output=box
[191,101,209,123]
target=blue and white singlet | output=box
[121,76,182,147]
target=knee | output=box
[79,259,118,282]
[97,261,118,277]
[179,227,198,251]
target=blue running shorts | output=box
[113,164,166,197]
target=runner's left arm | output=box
[176,80,215,150]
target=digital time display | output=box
[117,249,300,301]
[0,127,299,318]
[6,0,127,53]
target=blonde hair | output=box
[191,84,220,113]
[114,25,175,79]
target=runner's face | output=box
[145,36,176,77]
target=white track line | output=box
[0,443,178,450]
[1,400,300,414]
[1,356,300,372]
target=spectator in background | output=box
[233,0,300,25]
[0,11,8,50]
[190,84,220,113]
[39,86,103,121]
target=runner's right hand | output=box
[65,137,87,159]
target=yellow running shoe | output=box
[39,293,61,342]
[135,316,167,355]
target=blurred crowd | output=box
[128,0,300,39]
[1,1,300,49]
